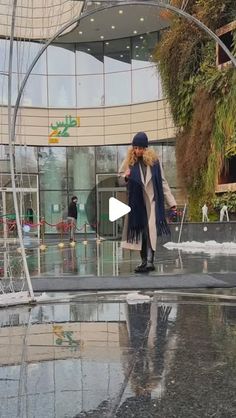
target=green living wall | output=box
[153,0,236,220]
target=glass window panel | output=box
[0,174,11,188]
[77,74,104,107]
[76,42,103,75]
[12,74,47,107]
[132,32,157,69]
[40,190,67,234]
[105,71,131,106]
[13,41,46,74]
[68,147,95,190]
[132,67,159,103]
[0,39,9,74]
[47,44,75,75]
[39,147,67,190]
[0,74,8,105]
[0,174,37,188]
[152,144,163,162]
[73,190,96,233]
[118,145,129,169]
[16,174,38,188]
[162,145,177,188]
[48,76,76,108]
[96,146,117,173]
[15,146,38,173]
[0,161,10,172]
[104,38,131,73]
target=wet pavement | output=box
[3,239,236,278]
[1,291,236,417]
[1,239,236,416]
[1,239,236,292]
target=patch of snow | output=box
[126,292,151,304]
[164,241,236,255]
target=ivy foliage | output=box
[213,192,236,213]
[153,0,236,219]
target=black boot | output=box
[134,242,148,273]
[146,249,155,271]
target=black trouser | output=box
[141,228,154,263]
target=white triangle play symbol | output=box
[109,197,131,222]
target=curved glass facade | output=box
[0,32,162,108]
[0,142,177,234]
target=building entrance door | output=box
[96,174,126,239]
[97,189,128,238]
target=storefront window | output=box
[96,146,117,173]
[152,144,163,162]
[73,190,96,233]
[0,145,10,172]
[40,190,68,233]
[39,147,67,190]
[15,146,38,173]
[67,147,95,190]
[118,145,129,169]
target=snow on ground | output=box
[164,241,236,255]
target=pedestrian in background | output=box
[68,196,78,242]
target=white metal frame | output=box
[0,183,39,241]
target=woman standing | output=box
[119,132,177,273]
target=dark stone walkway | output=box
[29,272,236,292]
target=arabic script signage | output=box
[49,115,80,144]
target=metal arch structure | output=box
[7,0,236,291]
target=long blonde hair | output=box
[124,147,159,168]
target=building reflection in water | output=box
[2,239,236,279]
[0,296,177,418]
[1,295,236,416]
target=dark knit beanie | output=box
[132,132,148,148]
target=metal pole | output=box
[7,0,35,300]
[178,203,187,243]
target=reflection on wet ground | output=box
[22,240,236,277]
[1,291,236,417]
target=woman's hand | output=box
[124,168,131,178]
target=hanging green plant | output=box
[153,0,236,219]
[212,192,236,213]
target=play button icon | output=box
[109,197,131,222]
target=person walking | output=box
[67,196,78,242]
[119,132,176,273]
